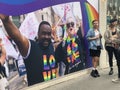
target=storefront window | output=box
[107,0,120,28]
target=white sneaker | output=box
[112,78,120,83]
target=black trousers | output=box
[117,51,120,78]
[106,46,120,78]
[105,46,118,67]
[0,64,7,77]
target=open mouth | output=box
[43,40,51,47]
[44,40,49,44]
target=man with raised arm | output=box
[0,14,58,86]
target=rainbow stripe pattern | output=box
[85,1,99,28]
[65,36,81,67]
[80,0,99,67]
[43,55,57,81]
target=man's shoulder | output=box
[89,28,94,31]
[29,39,36,43]
[29,40,38,46]
[86,28,94,35]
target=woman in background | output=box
[104,19,119,75]
[104,19,120,83]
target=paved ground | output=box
[8,72,27,90]
[42,66,120,90]
[8,66,120,90]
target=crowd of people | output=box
[0,13,120,89]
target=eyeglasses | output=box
[66,22,74,28]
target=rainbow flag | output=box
[80,0,99,67]
[81,0,99,34]
[85,1,99,28]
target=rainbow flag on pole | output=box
[80,0,99,67]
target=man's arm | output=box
[0,14,29,57]
[86,30,99,41]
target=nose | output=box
[69,24,72,27]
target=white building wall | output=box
[99,0,109,69]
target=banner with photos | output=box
[0,0,99,72]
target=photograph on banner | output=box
[11,1,98,76]
[0,0,99,88]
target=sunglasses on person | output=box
[66,22,74,28]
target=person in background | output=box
[56,25,63,41]
[0,38,7,77]
[77,20,87,68]
[104,19,119,75]
[0,14,59,86]
[55,25,65,76]
[104,19,120,83]
[13,43,27,84]
[55,17,85,75]
[112,33,120,83]
[51,25,63,50]
[86,20,103,78]
[0,38,8,90]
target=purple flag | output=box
[0,0,80,15]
